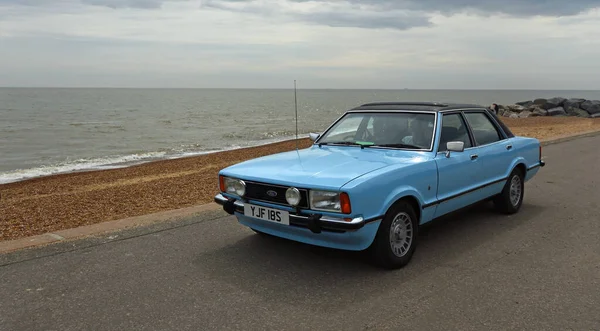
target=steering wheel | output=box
[340,133,356,141]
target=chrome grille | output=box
[244,181,309,208]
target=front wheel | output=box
[493,167,525,214]
[369,200,419,269]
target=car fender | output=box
[342,159,438,224]
[379,185,426,221]
[506,156,527,178]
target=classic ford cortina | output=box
[214,102,545,269]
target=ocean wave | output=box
[0,152,167,184]
[222,129,311,140]
[69,121,109,126]
[0,134,310,185]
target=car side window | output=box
[464,112,503,146]
[439,113,472,151]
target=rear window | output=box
[487,109,514,138]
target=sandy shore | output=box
[1,117,599,242]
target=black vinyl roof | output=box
[348,101,515,138]
[350,102,486,112]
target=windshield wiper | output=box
[319,141,423,150]
[318,141,371,149]
[369,143,423,149]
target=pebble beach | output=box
[1,116,599,242]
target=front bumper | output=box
[214,193,372,233]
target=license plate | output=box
[243,203,290,225]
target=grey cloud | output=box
[298,11,431,30]
[209,0,600,17]
[3,0,597,15]
[0,0,70,5]
[0,0,187,9]
[356,0,600,17]
[202,0,432,30]
[81,0,173,9]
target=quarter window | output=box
[464,112,503,145]
[439,113,472,151]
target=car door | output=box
[463,111,515,187]
[433,112,484,218]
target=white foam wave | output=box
[0,152,168,184]
[0,134,311,185]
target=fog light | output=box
[285,187,301,206]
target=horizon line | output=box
[2,86,600,91]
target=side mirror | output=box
[445,141,464,158]
[309,132,320,142]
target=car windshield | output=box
[317,112,436,150]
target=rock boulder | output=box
[499,109,513,117]
[533,98,561,110]
[518,111,532,118]
[562,99,584,114]
[531,107,548,117]
[507,104,526,113]
[516,100,534,107]
[547,107,567,116]
[501,110,516,117]
[565,106,590,118]
[548,97,567,107]
[564,98,586,108]
[495,97,598,118]
[581,100,600,115]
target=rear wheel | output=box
[494,167,525,214]
[369,200,419,269]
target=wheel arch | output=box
[507,157,527,178]
[514,162,526,176]
[384,194,422,225]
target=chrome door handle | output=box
[506,144,513,150]
[470,154,478,160]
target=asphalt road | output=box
[1,135,599,331]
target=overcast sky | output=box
[1,0,599,89]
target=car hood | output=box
[220,145,430,189]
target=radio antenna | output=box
[294,80,299,150]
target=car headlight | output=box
[221,176,246,197]
[285,187,301,206]
[309,190,351,214]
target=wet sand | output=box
[1,117,599,241]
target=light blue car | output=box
[214,102,545,269]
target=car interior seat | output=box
[439,126,458,150]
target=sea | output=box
[2,88,600,184]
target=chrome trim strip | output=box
[438,108,488,113]
[223,179,310,208]
[528,161,545,170]
[214,193,365,225]
[322,215,365,224]
[241,179,309,191]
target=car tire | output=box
[493,167,525,214]
[369,200,419,269]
